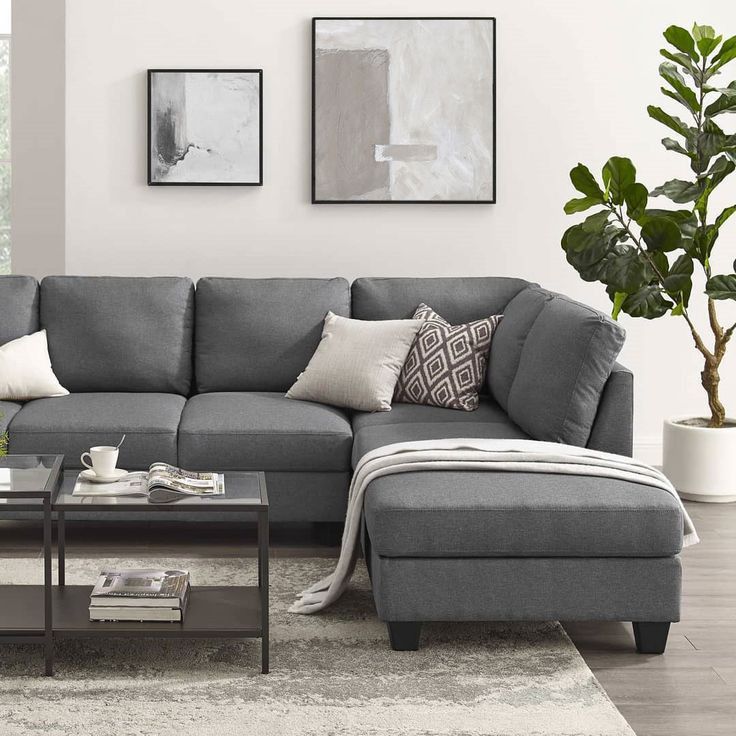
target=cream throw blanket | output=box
[289,438,699,614]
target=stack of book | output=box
[89,569,190,622]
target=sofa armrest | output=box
[585,362,633,457]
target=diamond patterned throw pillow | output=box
[394,304,502,411]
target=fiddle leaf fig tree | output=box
[562,23,736,428]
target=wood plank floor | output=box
[1,501,733,735]
[564,500,736,736]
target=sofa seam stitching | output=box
[10,430,178,435]
[180,431,352,437]
[370,508,681,514]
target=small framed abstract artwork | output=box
[312,17,496,203]
[148,69,263,185]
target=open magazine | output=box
[72,463,225,504]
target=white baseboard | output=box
[633,437,662,465]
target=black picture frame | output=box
[147,68,263,186]
[311,17,496,204]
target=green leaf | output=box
[705,274,736,300]
[664,25,699,61]
[564,196,602,214]
[650,251,670,277]
[712,35,736,64]
[698,35,722,58]
[715,204,736,229]
[611,291,627,320]
[602,157,636,206]
[693,24,716,41]
[641,208,696,223]
[660,48,697,75]
[707,156,736,189]
[693,120,736,173]
[692,24,722,60]
[647,105,691,138]
[662,137,692,156]
[602,248,652,293]
[641,217,682,252]
[621,286,673,319]
[624,182,648,221]
[704,81,736,116]
[663,254,694,307]
[671,300,685,316]
[711,36,736,71]
[659,63,701,111]
[693,23,716,41]
[604,224,629,245]
[693,224,720,263]
[561,224,613,283]
[582,210,610,233]
[650,179,703,203]
[562,223,608,258]
[569,163,605,200]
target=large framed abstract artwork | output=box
[312,17,496,204]
[148,69,263,186]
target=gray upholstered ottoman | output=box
[362,469,683,653]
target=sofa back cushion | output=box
[489,286,625,446]
[0,275,39,345]
[352,277,531,324]
[41,276,194,394]
[195,278,350,392]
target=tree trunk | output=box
[702,357,726,428]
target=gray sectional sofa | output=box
[0,275,684,653]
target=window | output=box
[0,0,10,274]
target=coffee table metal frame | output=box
[0,462,269,676]
[0,454,63,675]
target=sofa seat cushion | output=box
[8,393,185,469]
[178,392,353,472]
[351,397,529,466]
[364,471,683,558]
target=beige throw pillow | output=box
[0,330,69,401]
[286,312,423,411]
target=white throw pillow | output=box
[286,312,423,412]
[0,330,69,401]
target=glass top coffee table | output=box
[0,460,269,676]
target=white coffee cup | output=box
[81,446,119,477]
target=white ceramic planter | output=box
[663,417,736,502]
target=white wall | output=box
[64,0,736,459]
[11,0,65,277]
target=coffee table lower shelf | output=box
[0,584,263,639]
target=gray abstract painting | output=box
[148,70,262,185]
[313,18,495,203]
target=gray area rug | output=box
[0,557,634,736]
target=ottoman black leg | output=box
[387,622,422,651]
[633,622,671,654]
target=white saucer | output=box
[80,468,129,484]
